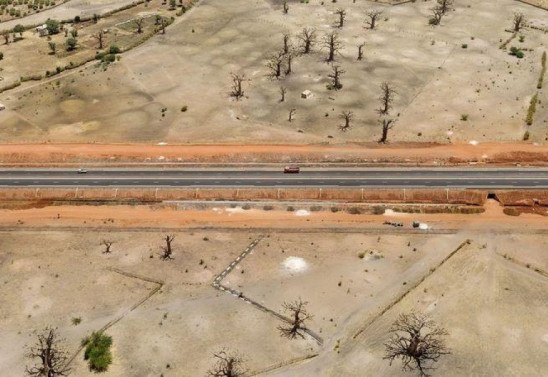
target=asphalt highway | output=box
[0,168,547,188]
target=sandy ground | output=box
[0,203,546,376]
[0,0,546,143]
[0,141,547,165]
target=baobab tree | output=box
[207,349,246,377]
[230,73,246,99]
[429,7,444,26]
[26,327,71,377]
[377,82,396,115]
[282,33,291,54]
[134,18,145,34]
[279,86,287,102]
[512,12,526,32]
[365,10,383,30]
[297,27,316,54]
[288,108,296,122]
[436,0,454,15]
[282,1,289,15]
[378,118,396,143]
[285,51,294,75]
[160,235,175,260]
[328,65,345,90]
[91,31,104,49]
[101,240,114,254]
[266,50,285,78]
[335,8,346,28]
[339,111,354,132]
[357,42,365,60]
[323,32,342,62]
[278,298,312,339]
[384,312,450,377]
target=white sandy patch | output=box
[295,209,311,217]
[282,256,309,273]
[384,209,406,216]
[469,140,479,146]
[542,333,548,344]
[225,207,245,214]
[419,223,429,230]
[157,142,167,145]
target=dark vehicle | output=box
[283,165,300,174]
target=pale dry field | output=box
[0,0,546,143]
[1,229,546,376]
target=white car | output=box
[77,168,88,174]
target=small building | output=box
[301,90,313,99]
[36,25,48,37]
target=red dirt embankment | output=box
[0,142,546,166]
[0,188,488,205]
[495,191,548,206]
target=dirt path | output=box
[0,142,546,166]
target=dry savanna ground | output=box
[0,0,546,143]
[1,229,546,376]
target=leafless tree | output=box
[101,240,113,254]
[512,12,526,32]
[323,32,342,62]
[3,31,9,44]
[230,73,246,99]
[160,18,169,34]
[266,50,285,78]
[384,312,450,377]
[288,108,296,122]
[335,8,346,28]
[283,1,289,15]
[357,42,365,60]
[377,82,396,115]
[283,33,291,54]
[285,51,294,75]
[278,298,312,339]
[378,118,396,143]
[279,86,287,102]
[207,349,245,377]
[134,18,145,33]
[328,64,345,90]
[429,7,444,26]
[297,27,316,54]
[160,235,175,260]
[436,0,454,15]
[26,327,71,377]
[91,31,104,49]
[365,10,383,30]
[339,111,354,132]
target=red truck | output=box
[283,165,300,174]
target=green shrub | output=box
[83,332,113,372]
[526,93,538,126]
[109,45,120,54]
[45,19,59,35]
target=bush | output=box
[181,105,188,112]
[65,36,77,51]
[83,332,113,372]
[263,205,274,211]
[310,205,322,212]
[347,207,362,215]
[45,19,60,35]
[0,52,3,60]
[372,206,385,215]
[460,114,469,121]
[330,206,339,213]
[526,93,538,126]
[509,46,524,58]
[503,207,520,216]
[287,206,295,212]
[461,43,468,49]
[109,45,120,54]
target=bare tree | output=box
[91,31,104,49]
[288,108,296,122]
[323,32,342,62]
[357,42,365,60]
[26,327,71,377]
[436,0,454,15]
[278,298,312,339]
[101,240,113,254]
[365,10,383,30]
[377,82,396,115]
[207,349,245,377]
[160,235,175,260]
[283,33,291,54]
[384,312,450,377]
[283,1,289,15]
[339,111,354,131]
[285,51,294,75]
[378,118,396,143]
[335,8,346,28]
[328,64,345,90]
[266,50,285,78]
[429,7,444,26]
[297,27,316,54]
[134,18,145,34]
[3,31,9,44]
[160,18,169,34]
[230,73,246,99]
[512,12,526,32]
[279,86,287,102]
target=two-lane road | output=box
[0,168,547,188]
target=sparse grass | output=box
[525,93,538,126]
